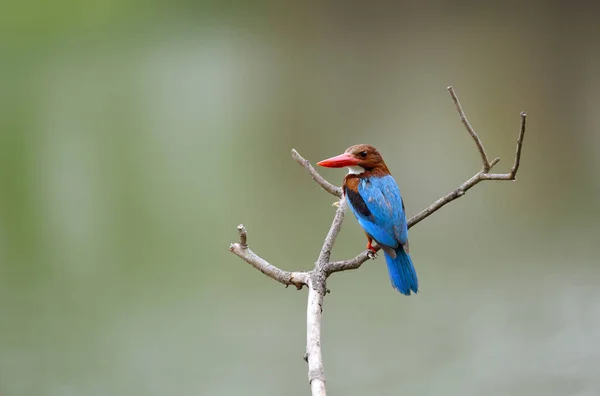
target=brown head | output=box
[316,144,390,176]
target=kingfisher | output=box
[317,144,418,295]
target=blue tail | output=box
[384,248,418,295]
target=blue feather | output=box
[384,248,418,295]
[346,174,418,295]
[359,176,408,245]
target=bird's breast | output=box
[344,176,360,191]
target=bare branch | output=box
[325,90,527,272]
[407,172,480,228]
[316,198,347,266]
[306,274,326,395]
[229,87,527,396]
[237,223,248,246]
[489,157,501,169]
[448,86,493,172]
[229,225,308,289]
[326,250,374,274]
[407,92,527,229]
[292,149,343,198]
[510,112,527,178]
[304,199,350,396]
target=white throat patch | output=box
[347,166,365,175]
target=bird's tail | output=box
[384,247,418,296]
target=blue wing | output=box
[347,175,408,249]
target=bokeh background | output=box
[2,1,600,395]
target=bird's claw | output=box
[332,201,340,207]
[366,239,378,258]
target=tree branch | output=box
[326,250,374,274]
[327,88,527,274]
[407,105,527,228]
[306,274,326,395]
[292,149,342,198]
[229,224,308,289]
[510,111,527,178]
[228,86,527,396]
[447,86,496,172]
[316,198,347,266]
[303,198,348,395]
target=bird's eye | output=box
[359,151,367,158]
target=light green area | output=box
[1,2,599,395]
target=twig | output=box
[316,198,347,266]
[228,87,527,396]
[510,112,527,178]
[292,149,342,198]
[229,225,308,289]
[447,86,496,172]
[326,250,374,274]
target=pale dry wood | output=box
[306,274,326,395]
[301,195,347,395]
[316,198,347,266]
[228,87,527,396]
[292,149,342,198]
[229,225,308,289]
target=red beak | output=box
[317,153,359,168]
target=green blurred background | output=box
[1,1,599,395]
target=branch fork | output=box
[229,86,527,396]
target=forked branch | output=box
[328,87,527,274]
[229,86,527,396]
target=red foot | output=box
[366,240,377,253]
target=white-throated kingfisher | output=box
[317,144,418,295]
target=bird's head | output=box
[317,144,389,175]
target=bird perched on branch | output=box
[317,144,418,295]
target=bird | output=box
[317,144,418,295]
